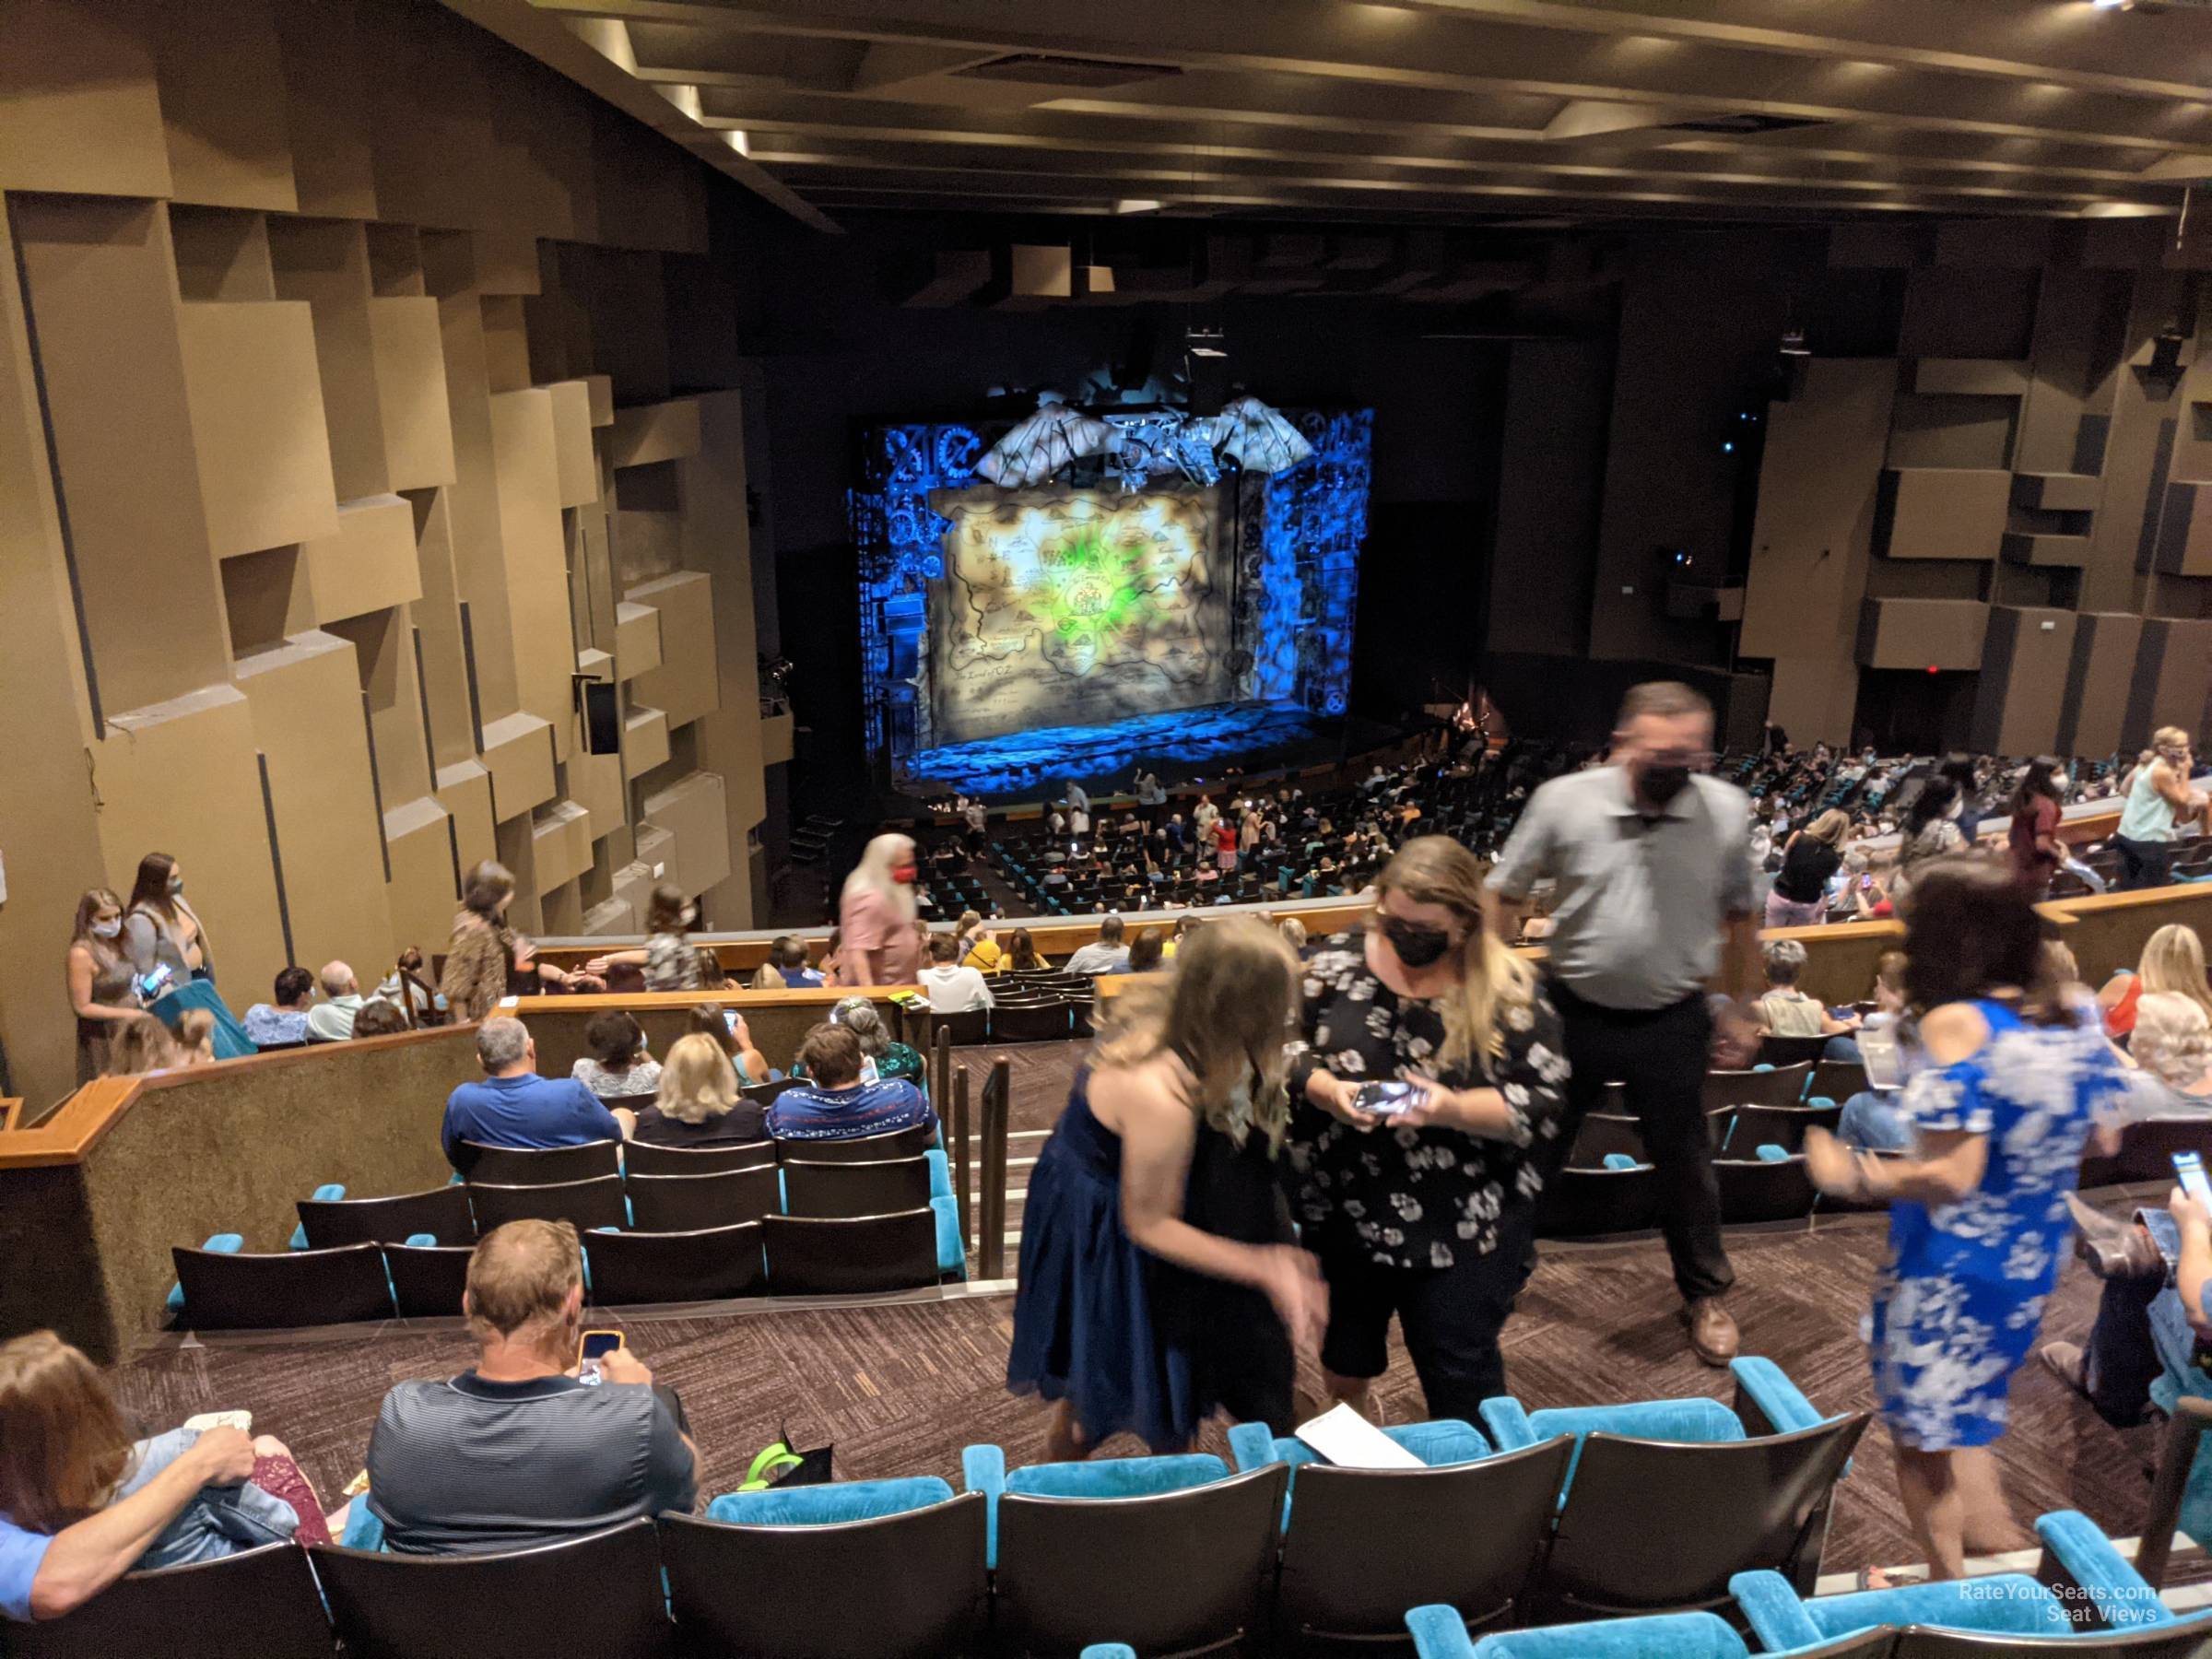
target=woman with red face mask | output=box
[839,833,925,987]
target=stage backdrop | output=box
[928,488,1231,746]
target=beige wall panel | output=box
[434,759,497,874]
[368,298,457,491]
[479,711,556,822]
[2084,269,2186,614]
[614,599,664,679]
[582,896,640,936]
[612,507,685,586]
[12,197,233,714]
[474,229,545,298]
[2151,482,2212,578]
[93,686,288,1010]
[480,296,533,394]
[2060,612,2147,757]
[234,633,394,978]
[622,705,671,780]
[405,488,478,770]
[761,712,794,766]
[384,795,459,955]
[566,741,625,838]
[179,300,341,558]
[627,571,718,730]
[324,605,433,806]
[585,374,616,427]
[168,207,276,303]
[610,398,701,469]
[1970,607,2077,757]
[641,771,731,899]
[611,858,654,921]
[1913,360,2030,397]
[1741,359,1897,660]
[221,546,314,654]
[437,296,521,720]
[0,0,171,197]
[631,825,676,887]
[363,4,500,234]
[1882,468,2011,561]
[548,381,600,507]
[1766,656,1860,750]
[301,494,421,625]
[2000,533,2091,568]
[532,801,593,890]
[2126,618,2212,753]
[273,0,379,218]
[268,217,390,500]
[2017,474,2102,513]
[2017,268,2126,477]
[155,0,297,211]
[487,389,580,763]
[1857,597,1990,671]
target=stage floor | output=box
[897,700,1392,799]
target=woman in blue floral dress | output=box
[1805,859,2126,1581]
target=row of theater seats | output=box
[17,1359,2200,1658]
[167,1127,965,1327]
[922,971,1102,1045]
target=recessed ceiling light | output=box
[1116,198,1164,215]
[724,130,750,156]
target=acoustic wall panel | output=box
[0,0,172,198]
[368,297,456,490]
[609,397,701,468]
[614,600,663,679]
[1881,468,2011,561]
[479,710,556,823]
[626,571,718,730]
[1970,606,2077,758]
[621,705,671,779]
[531,800,594,890]
[487,387,578,762]
[641,771,731,898]
[268,216,390,500]
[1858,597,1990,671]
[2058,612,2145,758]
[178,300,341,557]
[434,759,497,875]
[384,795,460,956]
[300,495,422,625]
[2127,619,2212,752]
[154,0,297,212]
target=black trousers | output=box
[2113,834,2173,892]
[1547,979,1735,1302]
[1316,1216,1534,1422]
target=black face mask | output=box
[1381,916,1454,970]
[1638,762,1692,806]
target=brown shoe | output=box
[2039,1341,2089,1399]
[1685,1298,1739,1368]
[2064,1193,2163,1280]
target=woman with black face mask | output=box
[1284,835,1568,1421]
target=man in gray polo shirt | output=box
[1485,681,1762,1366]
[365,1219,696,1553]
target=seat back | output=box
[1715,1155,1819,1225]
[661,1495,987,1658]
[1809,1059,1868,1102]
[1536,1414,1870,1618]
[1758,1035,1831,1068]
[313,1520,671,1659]
[171,1242,394,1330]
[466,1174,628,1233]
[457,1140,621,1184]
[298,1184,476,1248]
[783,1122,936,1162]
[1277,1437,1571,1645]
[1701,1065,1813,1111]
[1723,1103,1841,1157]
[1895,1623,2212,1657]
[625,1166,781,1232]
[384,1242,472,1318]
[762,1210,941,1293]
[994,1464,1288,1658]
[2,1541,333,1659]
[992,1001,1072,1042]
[739,1077,799,1109]
[583,1222,765,1306]
[1567,1112,1643,1168]
[1535,1165,1656,1239]
[620,1139,775,1176]
[936,1007,990,1045]
[782,1157,934,1219]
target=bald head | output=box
[319,961,357,998]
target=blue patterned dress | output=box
[1870,996,2127,1451]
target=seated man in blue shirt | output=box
[441,1017,626,1172]
[768,1023,937,1143]
[241,965,315,1048]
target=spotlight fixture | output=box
[1185,324,1228,359]
[1779,325,1810,357]
[2088,0,2135,10]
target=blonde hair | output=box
[2135,993,2212,1090]
[0,1332,135,1534]
[654,1033,738,1125]
[1804,809,1850,849]
[841,833,918,928]
[174,1008,215,1062]
[105,1014,179,1077]
[2154,725,2192,759]
[1092,917,1297,1150]
[749,962,783,991]
[2138,924,2212,1023]
[1373,835,1535,1074]
[464,1220,580,1348]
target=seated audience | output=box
[1124,928,1166,973]
[0,1331,316,1621]
[1278,916,1308,952]
[768,1024,937,1143]
[350,999,410,1040]
[102,1014,179,1078]
[959,916,1004,974]
[687,1003,769,1086]
[1005,927,1046,971]
[628,1034,767,1147]
[778,937,825,989]
[173,1009,216,1067]
[376,947,441,1024]
[583,884,705,993]
[2116,993,2212,1119]
[569,1011,661,1101]
[2040,1186,2212,1439]
[242,967,316,1048]
[1751,938,1857,1042]
[747,960,784,991]
[441,1018,626,1172]
[818,928,846,988]
[1063,914,1128,976]
[790,997,925,1086]
[364,1220,696,1554]
[2099,923,2212,1041]
[917,935,993,1012]
[304,961,368,1042]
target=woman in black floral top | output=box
[1286,835,1568,1420]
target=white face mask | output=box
[91,919,123,940]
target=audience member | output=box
[747,960,783,990]
[2119,993,2212,1117]
[2041,1188,2212,1436]
[584,884,705,993]
[0,1332,312,1621]
[65,888,142,1085]
[441,1018,626,1172]
[818,928,847,988]
[363,1221,695,1553]
[2113,726,2206,889]
[440,862,595,1022]
[2096,922,2212,1041]
[2007,759,2066,898]
[1005,927,1045,971]
[1764,809,1848,927]
[172,1009,215,1067]
[917,935,993,1012]
[767,1024,937,1142]
[242,967,315,1048]
[686,1004,768,1085]
[839,834,924,987]
[778,936,825,989]
[350,999,409,1040]
[1124,928,1166,973]
[958,913,1004,974]
[1063,914,1128,976]
[376,947,441,1025]
[102,1015,179,1078]
[629,1034,766,1147]
[1277,915,1308,952]
[1751,939,1856,1042]
[570,1012,661,1101]
[121,853,210,986]
[304,961,368,1042]
[1894,779,1968,905]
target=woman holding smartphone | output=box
[1287,836,1567,1422]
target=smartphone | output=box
[723,1009,740,1036]
[2175,1151,2212,1213]
[1353,1081,1418,1117]
[577,1329,624,1385]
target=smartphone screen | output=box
[579,1330,624,1363]
[2176,1151,2212,1213]
[723,1010,739,1036]
[1355,1081,1417,1116]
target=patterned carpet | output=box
[104,1035,2176,1577]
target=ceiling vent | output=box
[1663,113,1830,135]
[952,53,1181,88]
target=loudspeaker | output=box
[577,678,619,756]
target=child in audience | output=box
[172,1009,216,1068]
[102,1014,180,1078]
[351,999,410,1039]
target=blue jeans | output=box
[1837,1090,1910,1151]
[2083,1210,2211,1429]
[1822,1035,1864,1064]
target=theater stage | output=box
[893,700,1406,801]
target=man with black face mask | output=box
[1484,681,1763,1366]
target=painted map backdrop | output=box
[928,487,1231,746]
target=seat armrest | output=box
[1079,1648,1137,1659]
[1731,1356,1822,1435]
[925,1147,951,1202]
[2036,1510,2175,1630]
[1403,1604,1478,1658]
[1729,1569,1825,1651]
[962,1443,1006,1566]
[931,1195,965,1277]
[1477,1396,1537,1450]
[403,1232,436,1247]
[338,1501,386,1552]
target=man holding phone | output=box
[364,1220,696,1554]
